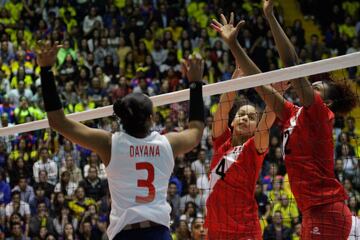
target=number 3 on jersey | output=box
[135,162,155,204]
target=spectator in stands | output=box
[60,155,82,185]
[83,152,106,180]
[29,185,50,215]
[263,210,292,240]
[52,206,78,237]
[33,170,54,200]
[191,148,208,178]
[0,168,10,205]
[29,202,55,238]
[7,221,29,240]
[54,171,78,198]
[255,182,271,221]
[79,166,107,202]
[190,217,206,240]
[68,187,95,220]
[33,147,58,185]
[180,183,203,213]
[11,176,34,204]
[5,191,30,224]
[167,182,181,220]
[272,193,299,229]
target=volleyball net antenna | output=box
[1,52,360,136]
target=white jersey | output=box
[106,131,174,240]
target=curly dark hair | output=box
[326,80,358,115]
[309,72,358,115]
[113,93,153,136]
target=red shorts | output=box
[301,201,352,240]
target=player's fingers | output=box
[220,14,228,25]
[229,12,234,25]
[235,20,246,33]
[212,19,222,28]
[210,23,222,33]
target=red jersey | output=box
[281,93,347,212]
[205,128,265,239]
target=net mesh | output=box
[0,62,359,239]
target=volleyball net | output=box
[1,52,360,137]
[0,52,360,238]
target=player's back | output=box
[106,131,174,240]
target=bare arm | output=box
[255,106,276,153]
[264,0,314,107]
[36,42,112,166]
[47,110,112,165]
[212,68,242,138]
[212,14,286,120]
[166,55,205,157]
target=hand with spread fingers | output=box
[181,54,204,83]
[210,12,245,46]
[263,0,275,19]
[35,41,62,67]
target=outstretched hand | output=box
[35,41,62,67]
[181,53,204,83]
[263,0,275,19]
[211,12,245,45]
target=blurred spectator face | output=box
[87,54,94,65]
[274,147,282,159]
[19,139,26,150]
[91,77,101,89]
[280,195,289,207]
[119,37,126,47]
[12,193,20,204]
[346,117,355,130]
[39,227,48,239]
[344,179,352,191]
[178,220,189,235]
[335,159,343,172]
[65,54,73,64]
[11,223,22,238]
[1,41,8,52]
[83,222,92,234]
[311,35,319,45]
[100,38,107,48]
[88,204,97,215]
[35,187,45,198]
[255,183,262,195]
[184,166,192,179]
[349,196,356,209]
[61,171,70,184]
[56,192,65,205]
[185,202,196,216]
[168,183,177,197]
[269,164,278,177]
[273,211,282,225]
[188,184,198,197]
[18,178,27,191]
[90,152,99,164]
[198,150,206,163]
[191,218,206,240]
[40,148,49,161]
[88,167,98,181]
[294,223,301,235]
[75,187,85,200]
[341,144,350,157]
[164,118,173,130]
[90,7,97,17]
[64,40,70,50]
[46,234,56,240]
[37,202,46,214]
[64,223,74,236]
[39,170,48,183]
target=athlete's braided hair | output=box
[113,93,153,136]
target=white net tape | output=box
[1,52,360,136]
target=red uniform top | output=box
[281,93,348,212]
[205,128,265,238]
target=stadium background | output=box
[0,0,359,239]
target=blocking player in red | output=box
[261,0,360,239]
[205,14,277,240]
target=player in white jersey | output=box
[35,42,205,240]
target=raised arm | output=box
[211,14,285,121]
[212,68,242,138]
[264,0,315,107]
[165,55,205,157]
[36,41,112,166]
[211,14,278,152]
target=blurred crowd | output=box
[0,0,359,239]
